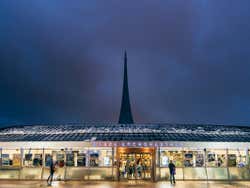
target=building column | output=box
[151,147,156,182]
[204,148,208,181]
[246,148,249,166]
[111,146,114,181]
[226,148,231,182]
[157,147,161,181]
[41,148,45,180]
[20,147,24,167]
[64,149,67,181]
[0,147,2,168]
[86,147,90,180]
[116,147,120,181]
[182,147,184,181]
[19,147,24,180]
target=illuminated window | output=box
[89,151,99,167]
[89,148,112,167]
[77,151,87,167]
[23,149,43,167]
[160,149,183,167]
[65,150,87,167]
[183,150,204,167]
[228,150,246,167]
[45,153,52,167]
[45,150,65,168]
[206,149,227,167]
[2,149,21,167]
[55,151,65,168]
[66,151,75,167]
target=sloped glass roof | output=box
[0,123,249,142]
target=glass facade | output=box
[0,146,250,181]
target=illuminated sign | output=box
[92,141,184,147]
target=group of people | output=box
[46,158,176,185]
[119,158,176,184]
[120,159,148,179]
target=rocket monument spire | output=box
[118,51,134,124]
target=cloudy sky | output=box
[0,0,250,127]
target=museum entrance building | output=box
[1,128,250,182]
[1,53,250,181]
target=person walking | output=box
[137,162,142,178]
[168,160,176,184]
[47,158,55,186]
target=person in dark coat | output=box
[47,159,55,186]
[168,160,176,184]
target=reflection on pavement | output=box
[0,181,249,188]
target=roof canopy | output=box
[0,123,250,142]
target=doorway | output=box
[117,147,155,181]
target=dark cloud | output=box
[0,0,250,126]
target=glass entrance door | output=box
[118,151,153,180]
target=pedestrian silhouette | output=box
[47,158,55,186]
[168,160,176,184]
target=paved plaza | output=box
[0,181,250,188]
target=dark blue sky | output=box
[1,0,250,127]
